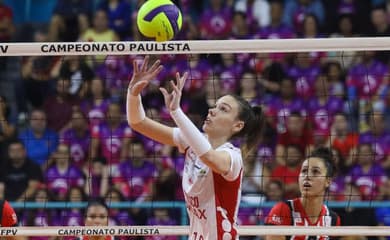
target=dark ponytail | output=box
[229,95,265,159]
[308,147,337,178]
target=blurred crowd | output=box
[1,0,390,238]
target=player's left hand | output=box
[160,72,188,112]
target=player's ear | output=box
[233,120,244,134]
[325,177,331,189]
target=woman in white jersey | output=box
[127,56,264,240]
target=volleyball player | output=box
[265,147,341,240]
[0,199,21,240]
[127,56,264,240]
[0,199,18,227]
[82,199,112,240]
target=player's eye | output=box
[219,106,228,112]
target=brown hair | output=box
[229,94,264,159]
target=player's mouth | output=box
[302,182,312,189]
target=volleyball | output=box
[136,0,183,42]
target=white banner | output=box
[0,37,390,56]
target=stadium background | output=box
[0,0,390,239]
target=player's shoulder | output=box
[218,142,241,154]
[265,201,293,225]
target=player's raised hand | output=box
[128,56,163,96]
[160,72,188,112]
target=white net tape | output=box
[1,37,390,56]
[1,226,390,237]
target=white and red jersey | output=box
[265,198,341,240]
[173,128,243,240]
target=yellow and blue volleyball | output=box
[136,0,183,42]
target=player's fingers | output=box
[179,72,188,91]
[170,80,180,94]
[140,55,149,72]
[149,59,161,72]
[133,60,139,74]
[151,65,163,78]
[159,87,170,104]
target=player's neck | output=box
[208,135,228,149]
[300,197,323,222]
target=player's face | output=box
[85,205,109,226]
[299,157,331,198]
[203,95,243,139]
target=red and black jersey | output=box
[0,200,18,227]
[265,198,341,240]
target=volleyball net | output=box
[1,38,390,238]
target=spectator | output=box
[0,2,14,43]
[376,179,390,240]
[95,55,130,101]
[328,14,360,68]
[345,143,388,201]
[145,208,178,240]
[19,109,59,167]
[216,53,242,96]
[259,179,285,224]
[359,111,390,169]
[369,6,390,64]
[330,14,359,38]
[48,0,92,42]
[234,0,270,29]
[0,139,43,202]
[45,143,85,201]
[0,95,16,158]
[258,0,295,40]
[299,13,323,38]
[346,51,388,103]
[286,52,322,99]
[56,55,95,99]
[84,157,109,198]
[80,77,111,128]
[230,11,252,39]
[336,183,379,240]
[91,102,132,165]
[22,186,60,238]
[275,112,314,166]
[307,74,344,146]
[323,61,347,98]
[282,0,325,34]
[242,150,271,198]
[60,186,87,227]
[104,187,134,226]
[330,112,359,168]
[80,9,119,66]
[60,109,91,169]
[265,77,307,135]
[112,141,157,201]
[43,77,80,133]
[199,0,233,40]
[271,144,303,199]
[237,70,262,106]
[21,30,61,109]
[98,0,132,39]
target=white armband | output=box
[126,90,146,124]
[170,108,211,157]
